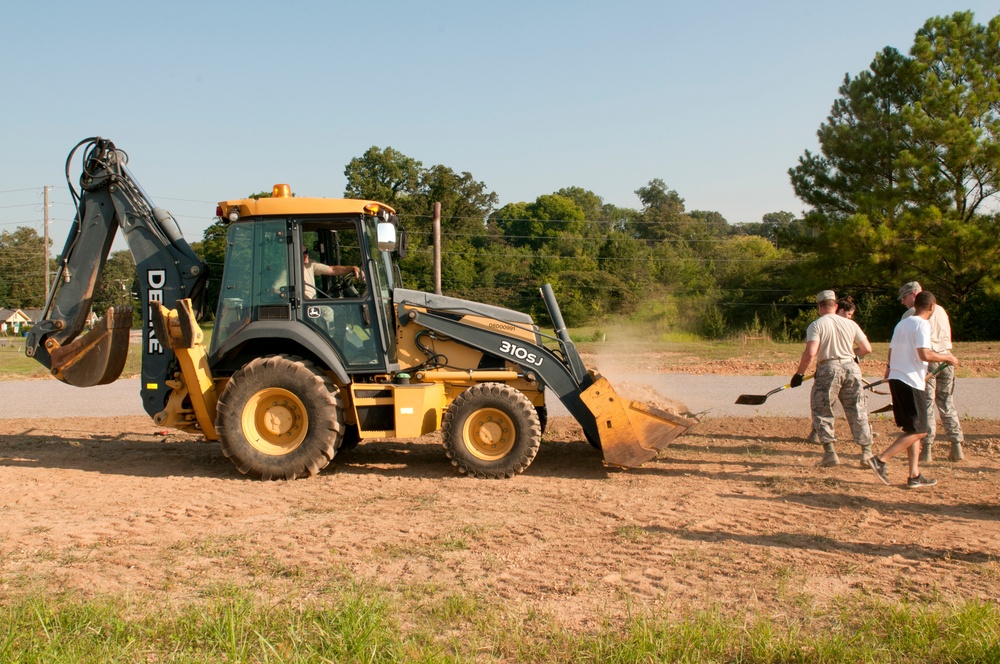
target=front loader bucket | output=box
[579,375,698,468]
[48,306,132,387]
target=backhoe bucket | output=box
[579,374,698,468]
[48,306,132,387]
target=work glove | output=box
[790,373,804,388]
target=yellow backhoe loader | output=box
[27,137,695,479]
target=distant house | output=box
[20,308,44,325]
[0,308,31,335]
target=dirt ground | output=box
[1,407,998,626]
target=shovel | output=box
[735,374,814,405]
[865,363,949,414]
[862,377,889,395]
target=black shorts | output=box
[889,379,929,434]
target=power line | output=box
[0,187,46,195]
[0,203,43,210]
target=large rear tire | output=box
[216,354,343,480]
[441,383,541,479]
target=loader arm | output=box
[399,288,698,467]
[25,137,208,418]
[398,306,604,445]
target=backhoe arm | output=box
[26,137,207,417]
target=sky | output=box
[1,1,998,249]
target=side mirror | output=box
[376,222,397,251]
[396,227,408,259]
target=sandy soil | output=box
[1,410,998,625]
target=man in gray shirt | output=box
[791,290,874,468]
[898,281,964,462]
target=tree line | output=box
[3,11,998,342]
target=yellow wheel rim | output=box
[462,408,515,461]
[241,388,308,455]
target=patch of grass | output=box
[375,541,439,561]
[614,525,652,543]
[0,326,213,381]
[655,330,703,343]
[169,534,244,559]
[436,532,469,551]
[242,550,302,580]
[0,586,999,662]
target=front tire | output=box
[216,354,343,480]
[441,383,541,479]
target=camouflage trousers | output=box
[811,359,872,447]
[924,361,964,446]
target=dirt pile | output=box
[612,380,695,419]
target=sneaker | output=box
[868,456,890,485]
[819,451,840,467]
[919,443,932,464]
[949,443,965,462]
[906,473,937,489]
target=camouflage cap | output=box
[898,281,921,299]
[816,290,836,303]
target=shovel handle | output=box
[785,373,814,389]
[866,361,952,408]
[868,360,950,391]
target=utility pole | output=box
[432,202,442,295]
[43,186,51,295]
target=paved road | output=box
[0,379,150,419]
[553,370,1000,420]
[1,374,997,420]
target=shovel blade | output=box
[49,306,132,386]
[735,394,768,405]
[579,375,698,468]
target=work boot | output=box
[919,443,932,464]
[819,443,840,468]
[860,445,873,468]
[949,442,965,462]
[807,430,820,444]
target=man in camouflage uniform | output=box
[791,290,874,467]
[898,281,965,462]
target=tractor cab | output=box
[211,187,401,379]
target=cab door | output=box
[296,220,385,371]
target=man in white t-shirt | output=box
[898,281,964,462]
[272,249,362,300]
[791,290,874,468]
[302,249,362,299]
[868,291,958,489]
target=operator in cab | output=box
[301,249,362,298]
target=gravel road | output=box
[1,374,997,420]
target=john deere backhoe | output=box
[27,137,695,479]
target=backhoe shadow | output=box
[330,437,611,480]
[0,429,240,479]
[0,429,612,481]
